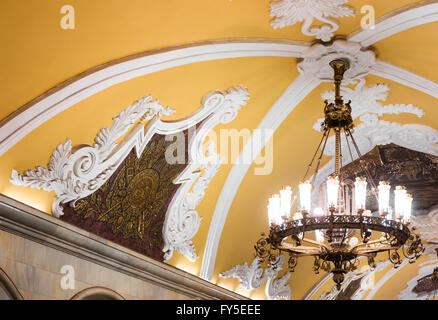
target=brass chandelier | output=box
[254,59,425,290]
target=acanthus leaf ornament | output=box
[219,256,292,299]
[10,86,249,263]
[264,256,292,300]
[315,78,425,130]
[162,86,249,262]
[162,143,222,262]
[270,0,356,41]
[219,257,267,291]
[10,96,174,217]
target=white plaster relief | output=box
[163,86,250,262]
[297,40,376,83]
[219,255,291,300]
[10,86,250,263]
[319,260,391,300]
[270,0,355,41]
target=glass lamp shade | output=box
[267,201,274,225]
[378,181,391,216]
[394,186,407,220]
[268,194,282,225]
[403,193,413,223]
[354,177,367,211]
[313,207,325,242]
[280,186,292,218]
[326,176,340,209]
[313,207,325,217]
[298,181,312,212]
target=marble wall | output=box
[0,230,192,300]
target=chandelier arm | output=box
[296,236,331,250]
[302,129,328,182]
[339,227,348,246]
[311,127,332,186]
[350,237,389,250]
[346,129,379,201]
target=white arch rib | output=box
[200,74,321,280]
[370,60,438,99]
[0,39,308,156]
[348,0,438,47]
[363,260,410,300]
[201,0,438,281]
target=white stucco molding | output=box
[370,60,438,100]
[10,86,250,262]
[270,0,355,42]
[219,256,291,300]
[200,74,321,280]
[0,39,308,157]
[348,0,438,47]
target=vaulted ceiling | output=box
[1,0,438,300]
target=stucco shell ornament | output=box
[270,0,356,41]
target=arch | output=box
[0,268,23,300]
[0,39,307,157]
[71,286,125,300]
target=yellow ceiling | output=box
[1,0,437,300]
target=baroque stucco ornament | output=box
[163,86,250,262]
[10,86,250,263]
[270,0,355,41]
[219,256,291,300]
[298,40,376,83]
[10,96,175,217]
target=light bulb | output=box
[298,181,312,212]
[326,175,339,209]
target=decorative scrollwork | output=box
[287,254,298,272]
[313,256,321,274]
[389,250,402,267]
[10,95,175,217]
[254,234,272,261]
[402,233,425,263]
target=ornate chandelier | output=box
[254,59,425,290]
